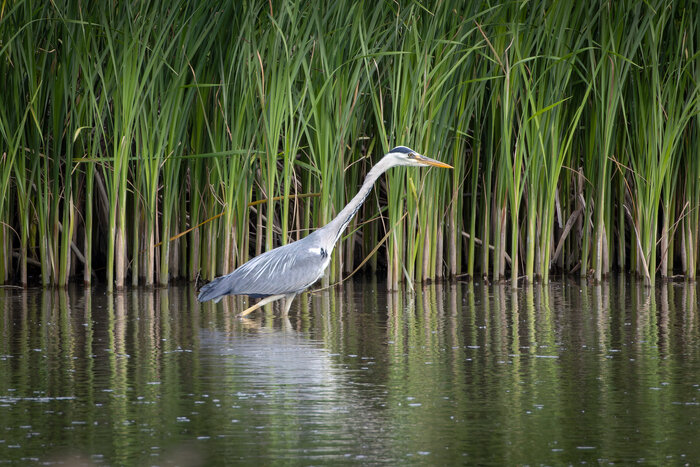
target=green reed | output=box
[628,3,697,284]
[1,0,699,290]
[684,22,700,280]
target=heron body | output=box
[197,146,452,316]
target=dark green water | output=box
[1,278,699,465]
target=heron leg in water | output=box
[237,294,286,318]
[236,292,297,318]
[282,293,297,315]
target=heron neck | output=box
[324,157,393,247]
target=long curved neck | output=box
[323,156,394,247]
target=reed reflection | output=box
[0,280,698,465]
[376,280,700,463]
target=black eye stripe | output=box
[390,146,413,154]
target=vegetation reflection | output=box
[0,281,699,464]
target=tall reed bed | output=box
[1,0,699,289]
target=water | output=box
[1,277,699,465]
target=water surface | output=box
[1,278,699,465]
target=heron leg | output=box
[282,293,297,315]
[237,294,286,318]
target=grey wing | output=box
[198,238,329,302]
[232,242,328,295]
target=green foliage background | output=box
[1,0,698,289]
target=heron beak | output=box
[415,153,453,169]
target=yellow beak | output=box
[416,154,453,169]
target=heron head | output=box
[387,146,453,169]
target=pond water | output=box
[1,277,699,465]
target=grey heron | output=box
[197,146,452,316]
